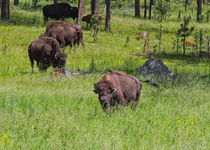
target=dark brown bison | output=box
[44,21,84,48]
[94,70,159,112]
[43,3,78,23]
[28,37,67,72]
[200,51,210,58]
[82,14,104,28]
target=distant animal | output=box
[200,51,210,58]
[44,21,84,48]
[49,68,71,78]
[93,70,159,112]
[82,14,104,28]
[28,37,67,72]
[42,3,78,23]
[184,40,197,47]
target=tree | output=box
[77,0,86,24]
[91,0,99,15]
[14,0,19,6]
[144,0,147,19]
[153,0,171,52]
[149,0,153,20]
[105,0,111,32]
[54,0,58,4]
[1,0,10,21]
[135,0,140,18]
[197,0,202,22]
[178,16,194,56]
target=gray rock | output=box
[136,58,176,80]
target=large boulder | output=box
[136,58,176,80]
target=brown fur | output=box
[82,14,104,28]
[45,21,84,47]
[94,70,142,112]
[28,37,67,72]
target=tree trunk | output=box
[1,0,10,21]
[77,0,86,24]
[149,0,152,19]
[14,0,18,6]
[54,0,58,4]
[144,0,147,19]
[91,0,99,15]
[105,0,111,32]
[197,0,202,22]
[135,0,140,18]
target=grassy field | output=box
[0,1,210,149]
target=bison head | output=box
[94,81,117,112]
[53,52,67,68]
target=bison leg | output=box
[30,58,34,73]
[44,16,48,24]
[57,35,66,48]
[131,92,141,111]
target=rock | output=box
[136,58,176,80]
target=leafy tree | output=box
[14,0,19,6]
[153,0,171,52]
[135,0,140,18]
[144,0,147,19]
[77,0,86,24]
[197,0,202,22]
[1,0,10,21]
[105,0,111,32]
[91,0,99,15]
[178,16,194,56]
[90,15,99,42]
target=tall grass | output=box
[0,1,210,149]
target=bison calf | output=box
[82,14,103,28]
[94,70,158,112]
[28,37,67,72]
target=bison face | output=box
[94,82,117,112]
[53,52,67,68]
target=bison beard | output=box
[42,3,78,23]
[28,37,67,73]
[94,70,158,112]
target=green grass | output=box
[0,1,210,149]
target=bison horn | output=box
[111,88,117,93]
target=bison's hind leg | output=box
[29,58,34,73]
[131,92,141,111]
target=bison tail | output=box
[140,80,159,88]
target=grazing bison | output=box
[82,14,104,28]
[28,37,67,73]
[93,70,159,112]
[43,3,78,23]
[44,21,84,48]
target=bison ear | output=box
[93,83,98,94]
[111,88,117,93]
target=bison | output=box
[44,21,84,48]
[82,14,104,28]
[93,70,159,112]
[43,3,78,23]
[28,37,67,73]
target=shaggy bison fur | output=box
[28,37,67,72]
[94,70,159,112]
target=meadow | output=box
[0,0,210,149]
